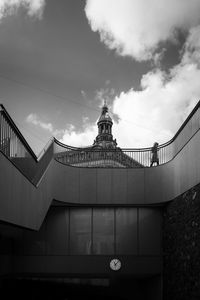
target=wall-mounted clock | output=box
[110,258,121,271]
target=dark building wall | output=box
[8,206,162,277]
[163,182,200,300]
[13,206,162,257]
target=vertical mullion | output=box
[91,207,93,255]
[114,207,116,255]
[68,207,71,255]
[137,208,139,255]
[0,113,2,150]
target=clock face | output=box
[110,258,121,271]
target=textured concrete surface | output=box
[163,183,200,300]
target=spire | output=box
[103,99,108,111]
[98,100,112,123]
[93,102,117,149]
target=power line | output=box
[0,73,101,114]
[15,120,51,145]
[0,73,167,135]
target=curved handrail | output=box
[54,99,200,167]
[0,104,37,160]
[1,99,200,169]
[0,104,54,182]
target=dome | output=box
[98,104,113,124]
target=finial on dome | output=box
[102,99,108,114]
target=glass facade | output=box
[116,208,138,254]
[70,208,92,255]
[46,207,69,255]
[93,208,114,254]
[15,206,162,256]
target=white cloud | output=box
[24,3,200,149]
[181,25,200,67]
[85,0,200,61]
[112,26,200,147]
[25,114,97,146]
[26,113,53,132]
[0,0,45,20]
[112,65,200,148]
[58,25,200,148]
[60,124,97,147]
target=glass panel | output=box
[93,208,114,254]
[46,207,69,255]
[116,208,137,254]
[70,208,92,255]
[139,208,162,255]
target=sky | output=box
[0,0,200,154]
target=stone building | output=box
[55,102,143,168]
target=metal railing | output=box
[0,104,54,182]
[0,104,37,160]
[1,99,200,169]
[54,139,173,167]
[54,100,200,168]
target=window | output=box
[93,208,114,254]
[116,208,137,254]
[70,208,92,254]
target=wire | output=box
[0,73,167,135]
[14,120,50,145]
[0,73,101,114]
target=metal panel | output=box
[70,208,92,255]
[63,166,80,203]
[96,169,112,204]
[79,169,96,204]
[93,208,114,254]
[46,207,69,255]
[0,154,14,216]
[127,169,145,204]
[12,255,162,275]
[116,208,137,254]
[19,221,46,255]
[139,208,162,255]
[112,169,127,204]
[52,162,80,203]
[144,166,164,203]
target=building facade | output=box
[55,102,143,168]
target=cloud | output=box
[0,0,45,20]
[25,114,97,146]
[58,25,200,148]
[181,25,200,67]
[60,124,97,147]
[26,113,53,132]
[112,25,200,147]
[26,113,65,137]
[25,4,200,150]
[85,0,200,61]
[112,67,200,148]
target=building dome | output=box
[93,102,117,149]
[98,103,113,124]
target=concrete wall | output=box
[5,205,162,277]
[1,126,200,229]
